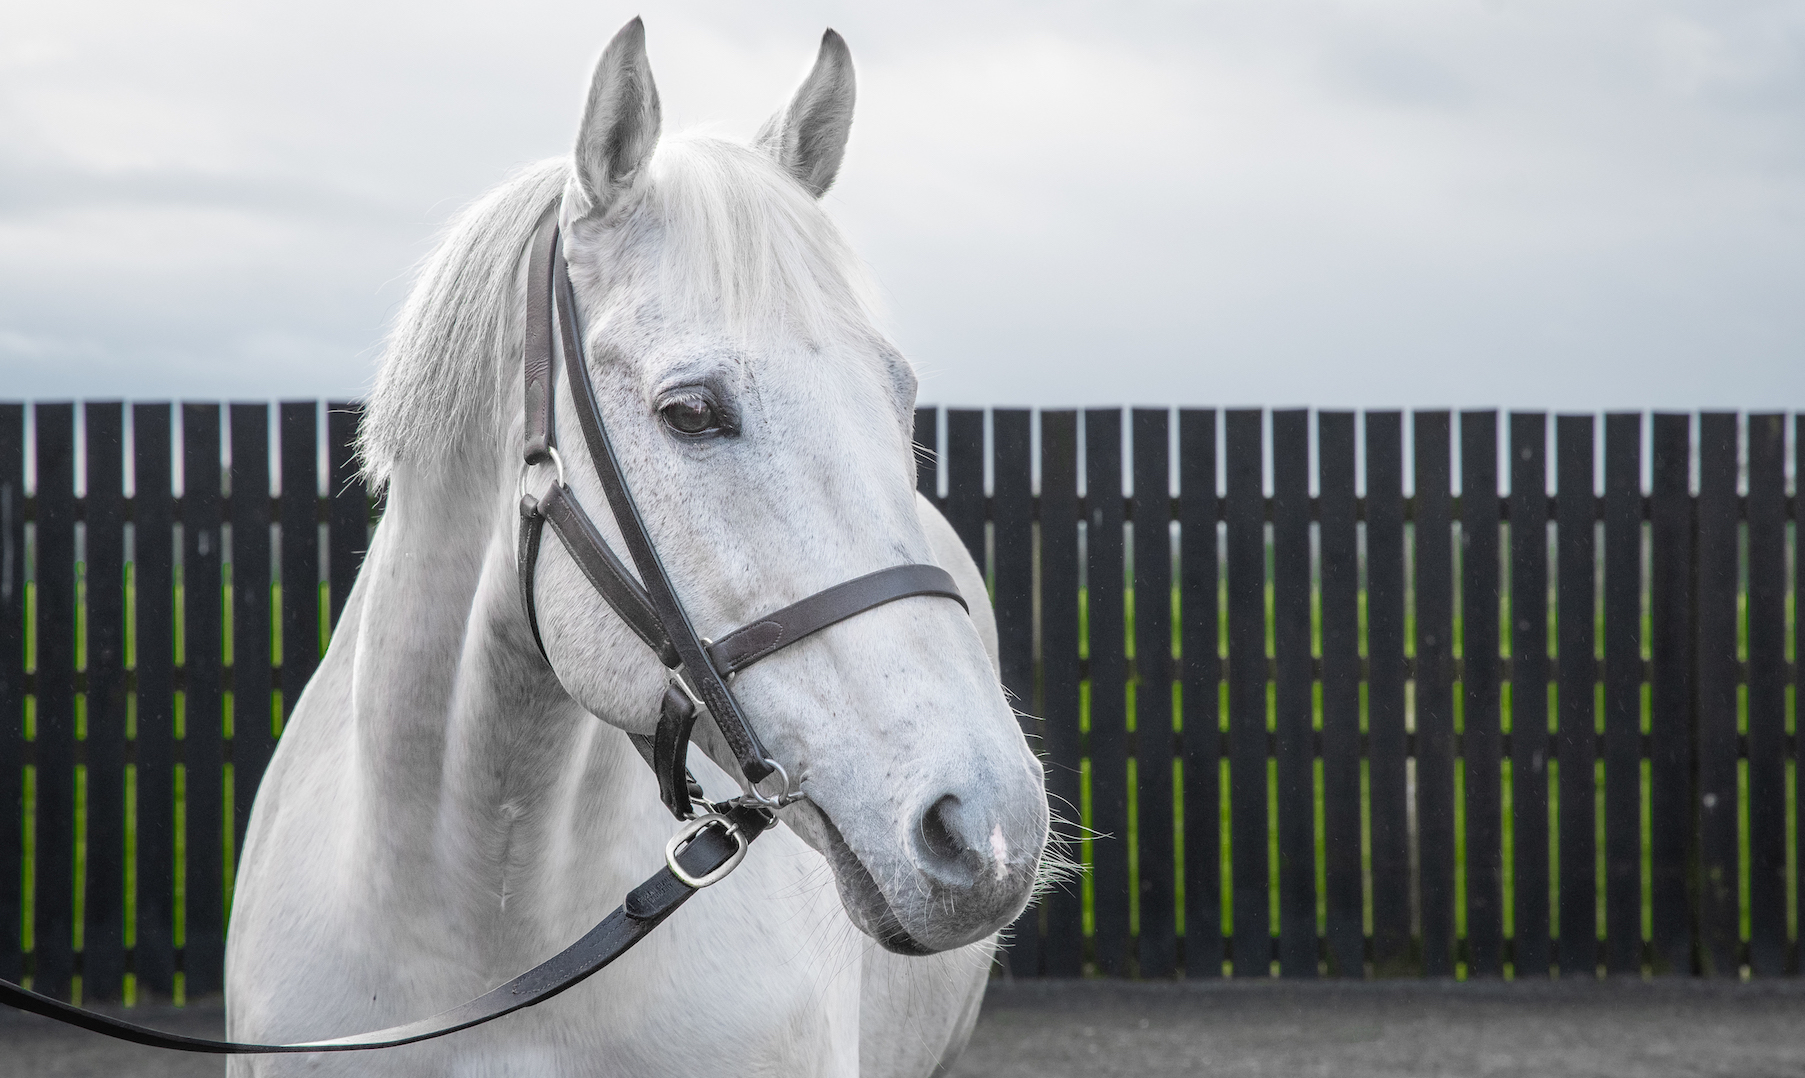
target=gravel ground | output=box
[3,979,1802,1077]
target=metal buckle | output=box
[664,813,748,888]
[517,446,567,503]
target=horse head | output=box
[502,19,1048,956]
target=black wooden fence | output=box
[914,407,1798,981]
[0,403,1797,1003]
[0,401,367,1004]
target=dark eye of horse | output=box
[660,396,719,436]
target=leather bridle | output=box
[0,204,970,1052]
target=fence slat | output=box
[1460,411,1504,977]
[1038,411,1084,977]
[81,403,127,1001]
[1271,409,1315,977]
[0,405,21,985]
[279,403,320,723]
[1177,408,1221,978]
[1509,412,1551,978]
[326,404,366,635]
[131,404,177,996]
[992,409,1038,976]
[944,410,985,570]
[180,404,226,996]
[1796,412,1803,978]
[1602,414,1643,976]
[229,404,275,858]
[1746,412,1786,977]
[1365,412,1410,974]
[913,406,938,504]
[1555,414,1597,977]
[1694,412,1739,976]
[1132,407,1177,978]
[1224,409,1268,976]
[32,404,76,999]
[1647,413,1692,975]
[1414,412,1456,977]
[1085,409,1131,975]
[1317,412,1362,977]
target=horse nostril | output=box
[914,794,986,887]
[919,795,966,864]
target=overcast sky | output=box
[2,1,1801,412]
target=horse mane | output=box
[359,135,883,485]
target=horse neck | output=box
[346,448,658,927]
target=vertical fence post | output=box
[913,407,939,506]
[944,411,985,571]
[1602,413,1643,976]
[1131,407,1176,978]
[1038,411,1084,977]
[1270,410,1315,977]
[0,404,21,986]
[32,404,76,999]
[1415,412,1456,977]
[1177,409,1221,978]
[1365,412,1410,974]
[1461,411,1504,977]
[131,403,176,996]
[279,403,320,724]
[1317,412,1362,977]
[1085,409,1130,975]
[326,404,367,636]
[1694,412,1739,976]
[82,403,128,1001]
[229,404,274,858]
[1744,413,1787,977]
[991,409,1037,976]
[1555,414,1598,977]
[1647,413,1693,975]
[180,404,226,996]
[1224,409,1268,976]
[1509,412,1552,978]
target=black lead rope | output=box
[0,202,970,1054]
[0,805,771,1053]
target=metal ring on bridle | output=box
[517,445,567,502]
[746,757,799,809]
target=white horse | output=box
[223,18,1049,1078]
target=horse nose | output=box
[911,794,993,889]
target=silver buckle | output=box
[664,813,748,888]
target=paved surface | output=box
[948,979,1805,1078]
[3,979,1802,1076]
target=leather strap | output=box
[522,206,559,464]
[537,482,676,667]
[517,496,550,660]
[708,565,967,676]
[551,247,777,783]
[0,806,771,1054]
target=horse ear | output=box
[570,17,662,220]
[755,29,856,198]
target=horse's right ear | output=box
[569,17,662,222]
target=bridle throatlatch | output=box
[0,204,970,1053]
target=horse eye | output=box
[660,396,720,436]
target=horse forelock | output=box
[359,134,886,487]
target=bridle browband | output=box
[0,204,970,1053]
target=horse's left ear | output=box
[756,29,856,198]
